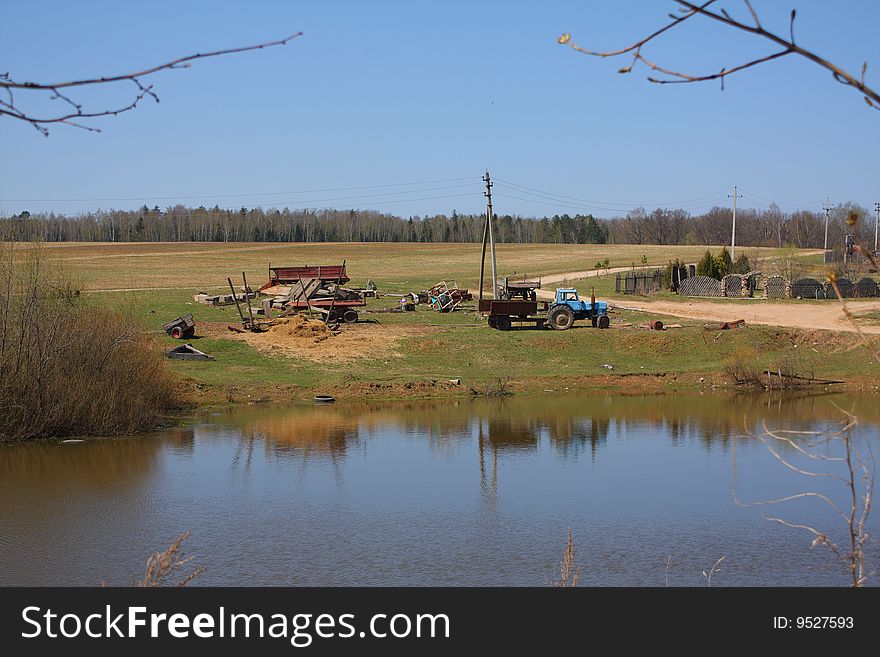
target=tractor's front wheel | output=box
[548,306,574,330]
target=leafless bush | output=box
[470,376,513,398]
[137,531,204,587]
[552,529,581,587]
[725,357,764,387]
[737,409,876,587]
[770,247,803,282]
[0,240,182,440]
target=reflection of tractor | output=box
[548,288,609,330]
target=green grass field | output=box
[33,241,873,402]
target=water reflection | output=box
[1,393,877,586]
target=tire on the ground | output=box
[598,314,610,329]
[342,309,359,324]
[548,306,574,330]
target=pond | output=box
[1,393,877,586]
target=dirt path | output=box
[535,251,880,334]
[611,298,880,334]
[536,284,880,334]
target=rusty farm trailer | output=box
[258,263,366,323]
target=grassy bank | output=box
[86,287,878,406]
[27,242,878,410]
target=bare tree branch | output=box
[0,32,302,136]
[559,1,880,111]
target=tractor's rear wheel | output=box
[548,306,574,330]
[495,315,512,331]
[598,314,610,329]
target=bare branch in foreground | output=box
[0,32,302,136]
[736,412,876,587]
[558,1,879,111]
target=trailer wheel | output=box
[548,306,574,330]
[495,315,512,331]
[487,317,497,329]
[342,309,359,324]
[183,327,196,338]
[327,309,340,323]
[598,314,610,329]
[170,327,184,339]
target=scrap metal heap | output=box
[427,280,472,312]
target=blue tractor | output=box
[548,288,610,330]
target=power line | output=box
[215,191,482,211]
[494,177,728,209]
[1,176,476,203]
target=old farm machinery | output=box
[257,262,366,323]
[476,171,610,331]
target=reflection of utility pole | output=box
[480,171,499,300]
[823,200,833,259]
[728,185,742,259]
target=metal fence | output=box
[615,269,663,295]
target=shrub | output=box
[0,241,183,440]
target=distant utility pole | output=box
[728,185,742,259]
[479,171,499,301]
[874,201,879,254]
[823,199,833,256]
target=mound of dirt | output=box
[268,315,335,343]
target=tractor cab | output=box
[548,288,610,330]
[554,288,608,315]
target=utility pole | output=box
[728,185,742,259]
[823,199,833,261]
[480,171,499,300]
[874,201,879,254]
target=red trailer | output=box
[259,263,366,323]
[259,264,350,291]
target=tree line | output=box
[0,202,872,248]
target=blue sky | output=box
[1,0,878,219]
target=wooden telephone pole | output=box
[479,171,499,301]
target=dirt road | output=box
[611,298,880,334]
[535,253,880,334]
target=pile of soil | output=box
[267,315,335,343]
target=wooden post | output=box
[325,260,345,325]
[228,277,247,327]
[298,277,315,319]
[241,272,256,329]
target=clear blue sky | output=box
[1,0,877,219]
